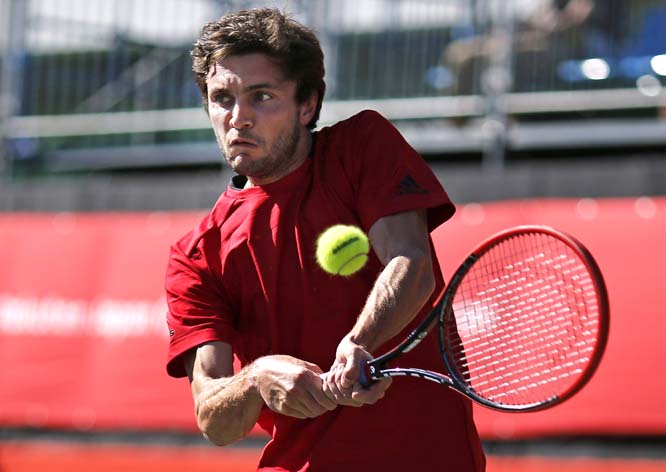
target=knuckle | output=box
[294,370,310,383]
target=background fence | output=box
[2,0,666,176]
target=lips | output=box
[229,136,258,147]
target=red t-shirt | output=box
[165,110,485,471]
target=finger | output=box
[311,372,338,410]
[290,396,330,418]
[351,377,392,405]
[309,386,338,411]
[327,372,348,401]
[269,381,332,419]
[278,404,310,419]
[265,397,311,419]
[340,354,361,389]
[320,378,338,403]
[333,363,353,396]
[319,372,338,401]
[297,374,338,415]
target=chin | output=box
[229,161,257,178]
[226,154,247,169]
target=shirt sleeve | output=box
[165,230,237,378]
[346,110,455,232]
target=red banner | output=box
[0,212,202,431]
[1,198,665,438]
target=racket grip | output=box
[358,361,374,388]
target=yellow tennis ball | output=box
[316,224,369,276]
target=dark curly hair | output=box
[191,8,326,129]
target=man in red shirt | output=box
[166,8,485,471]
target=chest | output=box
[216,183,380,361]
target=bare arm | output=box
[325,209,436,396]
[348,209,435,351]
[185,341,337,446]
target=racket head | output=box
[439,225,609,412]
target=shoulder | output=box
[317,109,393,142]
[340,109,389,127]
[173,186,246,254]
[172,209,212,250]
[317,110,416,167]
[313,110,402,170]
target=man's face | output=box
[206,53,314,186]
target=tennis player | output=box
[165,8,485,471]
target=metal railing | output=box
[1,0,665,177]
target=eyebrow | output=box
[246,82,282,92]
[209,82,284,95]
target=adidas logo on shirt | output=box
[397,174,429,196]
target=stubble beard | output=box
[220,117,302,182]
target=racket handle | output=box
[358,361,374,388]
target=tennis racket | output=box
[359,225,609,412]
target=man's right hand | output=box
[252,355,338,419]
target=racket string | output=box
[442,232,602,406]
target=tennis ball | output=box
[316,224,369,276]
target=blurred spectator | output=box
[440,0,631,94]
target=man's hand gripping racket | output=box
[358,226,609,412]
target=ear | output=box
[298,92,318,126]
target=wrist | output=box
[345,331,372,353]
[245,357,269,398]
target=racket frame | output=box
[363,225,610,412]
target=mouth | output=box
[229,137,258,148]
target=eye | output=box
[254,91,272,102]
[211,92,233,107]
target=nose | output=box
[229,101,253,129]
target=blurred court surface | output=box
[1,441,665,472]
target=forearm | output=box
[193,363,264,446]
[349,250,435,352]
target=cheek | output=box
[208,114,230,148]
[209,109,231,132]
